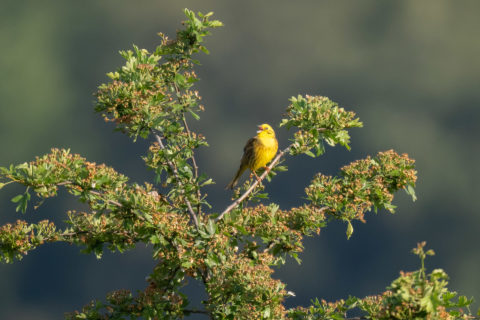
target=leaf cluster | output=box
[95,9,221,141]
[280,95,362,157]
[289,243,475,320]
[306,150,417,238]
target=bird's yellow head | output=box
[256,123,275,138]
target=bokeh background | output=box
[1,1,479,318]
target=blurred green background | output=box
[1,0,479,318]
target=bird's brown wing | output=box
[242,137,257,168]
[225,137,256,189]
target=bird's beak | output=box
[256,126,263,133]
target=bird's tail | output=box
[226,165,246,189]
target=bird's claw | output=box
[253,171,262,184]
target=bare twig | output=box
[56,181,72,186]
[215,144,292,222]
[155,134,199,227]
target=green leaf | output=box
[149,235,160,244]
[304,150,315,158]
[255,192,269,199]
[406,184,417,201]
[175,73,186,87]
[346,221,354,239]
[11,194,23,203]
[200,47,210,54]
[188,109,201,121]
[201,178,214,186]
[420,289,434,313]
[263,307,271,318]
[207,219,216,235]
[210,21,223,27]
[11,190,31,213]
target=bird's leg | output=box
[253,171,262,184]
[263,166,271,173]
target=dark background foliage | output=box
[0,1,478,318]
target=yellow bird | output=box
[226,124,278,189]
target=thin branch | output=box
[215,144,292,222]
[182,117,199,178]
[184,309,210,315]
[57,230,88,238]
[174,75,202,216]
[0,181,14,188]
[155,134,199,227]
[195,267,214,319]
[89,190,123,207]
[56,230,141,242]
[171,76,203,219]
[54,181,147,222]
[183,116,202,216]
[56,181,122,207]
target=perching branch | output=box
[215,144,292,222]
[155,133,199,227]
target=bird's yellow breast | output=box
[251,135,278,171]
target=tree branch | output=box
[183,116,202,216]
[54,181,148,222]
[56,229,141,242]
[155,134,199,227]
[56,181,122,207]
[89,190,123,207]
[215,144,292,222]
[184,309,210,315]
[173,75,203,217]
